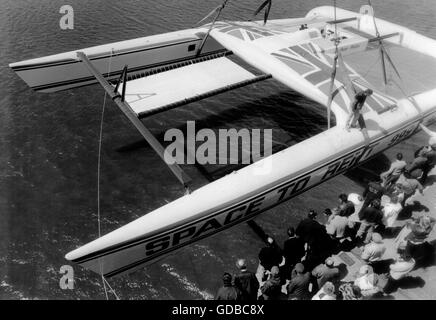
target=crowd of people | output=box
[215,126,436,300]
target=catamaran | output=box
[10,3,436,278]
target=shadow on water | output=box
[116,90,332,181]
[344,153,392,187]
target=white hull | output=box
[66,92,436,277]
[10,6,436,277]
[65,7,436,277]
[9,29,225,92]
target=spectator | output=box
[297,210,334,269]
[311,258,340,289]
[353,265,381,298]
[418,124,436,183]
[260,266,284,300]
[406,216,435,244]
[419,123,436,149]
[421,147,436,184]
[326,210,349,240]
[305,234,336,271]
[339,283,362,300]
[296,210,324,244]
[383,249,416,294]
[382,194,402,230]
[424,144,436,167]
[256,237,283,283]
[312,281,336,300]
[396,172,424,207]
[233,259,259,301]
[336,193,355,217]
[405,216,436,266]
[215,273,242,300]
[357,199,384,243]
[282,227,305,280]
[348,193,364,214]
[380,153,407,188]
[287,263,311,300]
[360,180,385,213]
[361,233,386,263]
[406,147,429,181]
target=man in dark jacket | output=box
[296,210,324,244]
[282,227,305,280]
[233,259,259,301]
[260,266,284,300]
[360,181,385,213]
[256,237,283,283]
[286,263,311,300]
[215,273,242,300]
[297,210,335,270]
[311,258,340,289]
[337,193,355,217]
[357,199,384,243]
[406,147,429,181]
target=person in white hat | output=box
[361,233,386,263]
[311,257,340,289]
[312,281,336,300]
[353,264,381,298]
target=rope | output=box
[103,277,121,300]
[96,48,120,300]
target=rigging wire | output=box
[326,0,339,129]
[366,0,421,110]
[96,48,120,300]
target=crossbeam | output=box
[76,51,191,187]
[368,32,400,43]
[326,17,358,24]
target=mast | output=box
[367,1,420,110]
[367,0,388,90]
[196,0,230,57]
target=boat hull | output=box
[9,29,225,93]
[66,102,436,277]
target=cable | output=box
[96,48,120,300]
[366,1,420,110]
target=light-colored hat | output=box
[323,282,335,295]
[348,193,363,205]
[419,216,432,229]
[236,259,247,270]
[271,266,280,275]
[294,263,305,273]
[325,258,334,267]
[359,265,372,275]
[372,233,383,244]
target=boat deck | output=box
[344,43,436,101]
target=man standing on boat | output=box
[347,89,373,130]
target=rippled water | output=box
[0,0,435,299]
